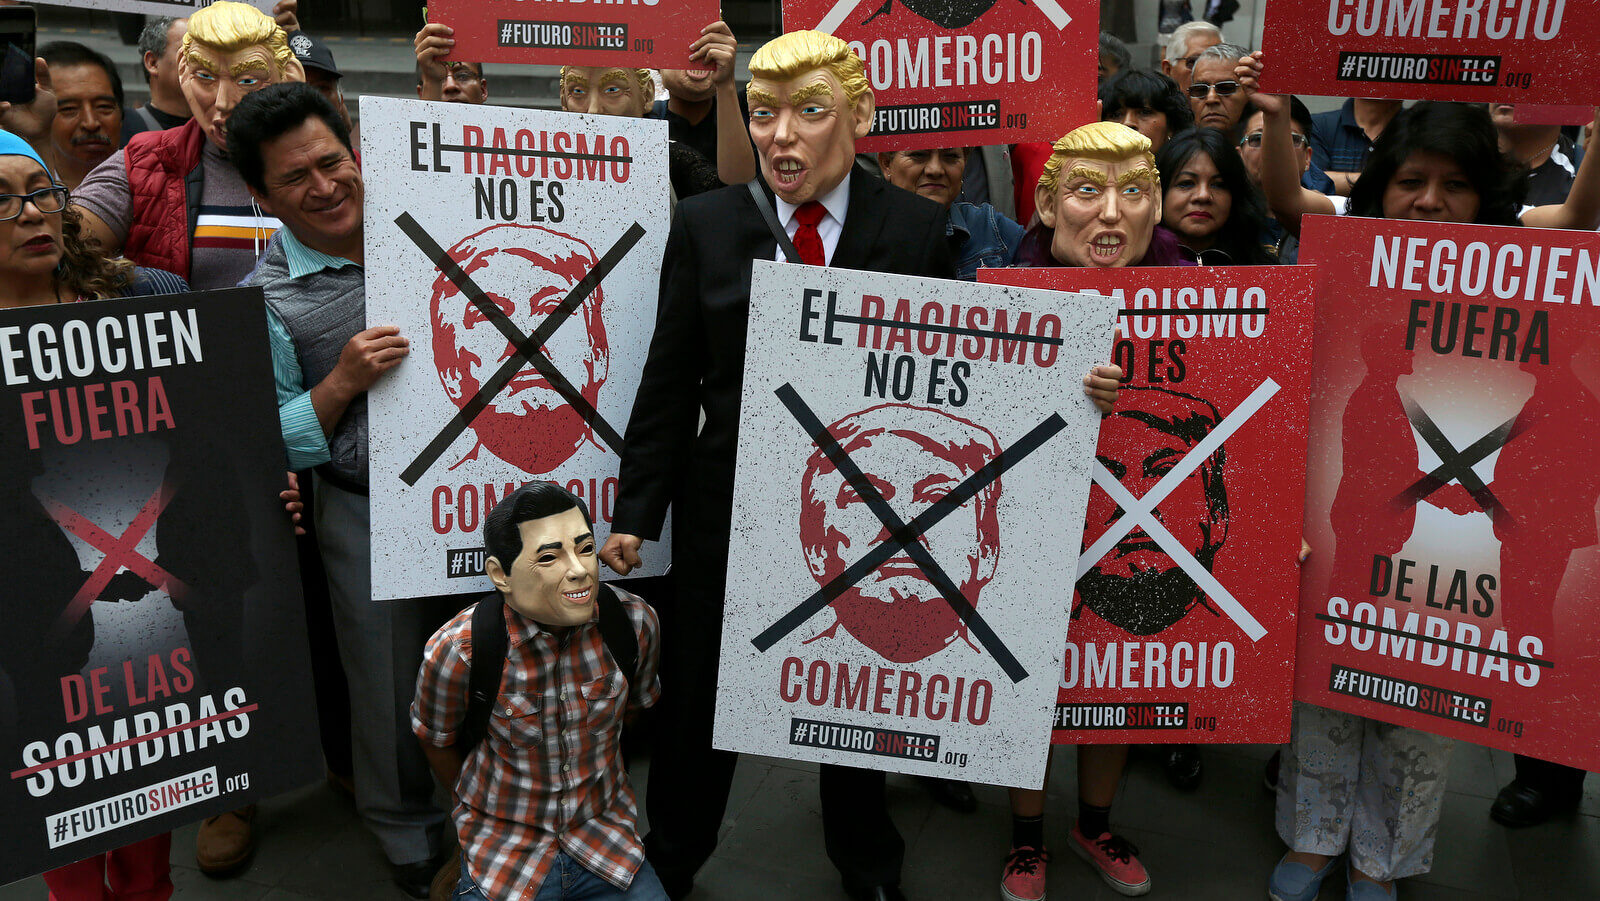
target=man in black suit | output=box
[600,29,1119,901]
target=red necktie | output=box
[792,200,828,266]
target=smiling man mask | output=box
[483,482,601,628]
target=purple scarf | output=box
[1012,222,1195,268]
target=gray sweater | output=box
[245,232,369,489]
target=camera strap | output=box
[747,179,804,264]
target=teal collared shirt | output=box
[279,225,361,278]
[257,228,363,472]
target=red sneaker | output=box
[999,845,1049,901]
[1068,826,1151,896]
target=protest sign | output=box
[982,266,1314,745]
[426,0,715,69]
[1261,0,1600,104]
[1512,103,1594,125]
[360,96,671,601]
[782,0,1097,152]
[29,1,273,14]
[0,287,319,884]
[712,260,1116,786]
[1297,214,1600,771]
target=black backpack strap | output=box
[747,179,804,264]
[458,592,508,753]
[595,583,639,686]
[459,587,635,753]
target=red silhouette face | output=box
[799,405,1001,663]
[1078,386,1228,635]
[431,224,608,475]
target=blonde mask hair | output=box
[181,1,298,79]
[559,65,655,100]
[747,30,870,111]
[1038,121,1158,196]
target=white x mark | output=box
[815,0,864,34]
[1075,378,1280,642]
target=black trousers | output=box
[1512,754,1589,795]
[642,584,904,894]
[295,472,354,780]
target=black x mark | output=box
[753,383,1067,683]
[1391,396,1523,527]
[396,214,643,485]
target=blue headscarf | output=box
[0,129,57,183]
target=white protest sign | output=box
[361,96,670,600]
[713,260,1117,786]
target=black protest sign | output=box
[0,287,318,882]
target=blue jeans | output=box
[456,852,669,901]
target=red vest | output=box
[123,119,207,281]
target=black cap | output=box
[287,31,341,79]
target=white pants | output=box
[1275,702,1454,881]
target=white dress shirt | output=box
[773,172,852,265]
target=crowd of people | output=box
[0,2,1594,901]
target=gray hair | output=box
[137,17,179,84]
[1194,42,1250,68]
[1165,21,1223,62]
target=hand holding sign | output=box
[1084,364,1123,413]
[688,20,738,87]
[330,326,410,393]
[1235,51,1284,118]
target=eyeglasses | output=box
[1177,54,1201,69]
[1239,132,1310,148]
[0,186,68,221]
[444,62,481,84]
[1187,80,1240,98]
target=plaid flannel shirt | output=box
[412,587,660,900]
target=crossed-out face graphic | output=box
[430,224,609,475]
[1077,386,1229,635]
[866,0,1004,28]
[799,404,1002,663]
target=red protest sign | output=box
[1512,103,1594,125]
[426,0,714,69]
[1261,0,1600,105]
[781,0,1096,152]
[981,266,1315,745]
[1297,214,1600,772]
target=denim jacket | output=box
[947,201,1025,280]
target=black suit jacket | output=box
[613,174,954,596]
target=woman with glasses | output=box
[0,140,184,307]
[1234,97,1339,263]
[0,128,188,901]
[1156,127,1275,266]
[1237,51,1600,901]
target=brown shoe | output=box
[196,804,257,877]
[427,846,462,901]
[326,768,355,800]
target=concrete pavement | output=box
[2,740,1594,899]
